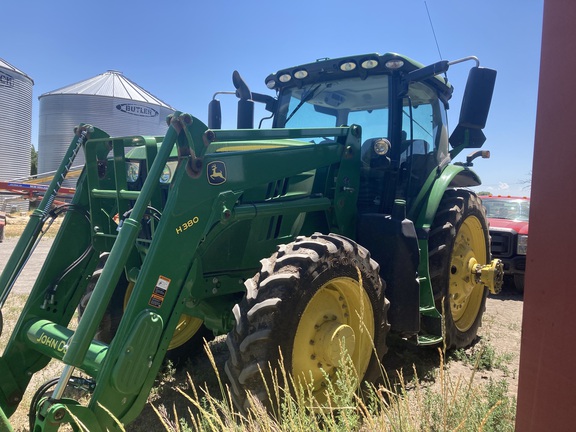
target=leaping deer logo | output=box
[207,161,227,185]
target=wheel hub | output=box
[473,259,504,295]
[316,321,355,366]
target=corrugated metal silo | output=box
[0,58,33,213]
[0,58,33,181]
[38,70,175,174]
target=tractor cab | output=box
[209,53,495,216]
[268,61,448,213]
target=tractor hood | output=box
[488,218,529,235]
[125,139,312,160]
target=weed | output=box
[451,340,514,375]
[150,343,516,432]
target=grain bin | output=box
[38,70,175,174]
[0,58,33,181]
[0,58,33,213]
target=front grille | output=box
[490,229,514,258]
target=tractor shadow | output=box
[131,335,230,430]
[381,336,447,386]
[382,283,523,392]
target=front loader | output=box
[0,52,502,430]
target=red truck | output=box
[481,195,529,292]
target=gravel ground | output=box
[0,237,54,294]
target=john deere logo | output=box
[0,71,13,88]
[116,103,159,117]
[207,161,227,185]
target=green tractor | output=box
[0,52,502,430]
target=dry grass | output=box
[3,213,62,238]
[0,222,520,431]
[146,341,516,432]
[0,293,70,431]
[0,288,517,431]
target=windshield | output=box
[275,75,389,138]
[483,198,530,222]
[273,71,450,211]
[274,75,447,161]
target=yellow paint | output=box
[124,283,204,350]
[292,276,375,403]
[36,333,68,353]
[215,144,287,152]
[449,215,487,331]
[175,216,200,235]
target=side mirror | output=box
[450,67,497,148]
[208,99,222,129]
[459,67,497,129]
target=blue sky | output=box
[2,0,542,196]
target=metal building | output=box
[0,58,34,213]
[38,70,175,174]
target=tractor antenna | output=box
[425,1,443,61]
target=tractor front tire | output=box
[225,233,389,412]
[428,189,490,349]
[78,252,128,343]
[78,253,212,365]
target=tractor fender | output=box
[408,165,482,329]
[413,164,481,233]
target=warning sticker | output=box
[149,295,163,308]
[149,275,171,308]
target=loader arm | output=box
[0,113,361,430]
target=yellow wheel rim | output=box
[124,283,204,350]
[449,215,487,332]
[168,314,204,350]
[292,276,375,401]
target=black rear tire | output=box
[428,189,490,349]
[225,233,389,412]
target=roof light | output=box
[385,59,404,70]
[266,79,276,89]
[293,69,308,79]
[361,59,379,69]
[340,61,357,72]
[278,73,292,83]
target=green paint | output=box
[0,52,495,430]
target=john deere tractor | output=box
[0,52,502,430]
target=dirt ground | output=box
[0,217,523,430]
